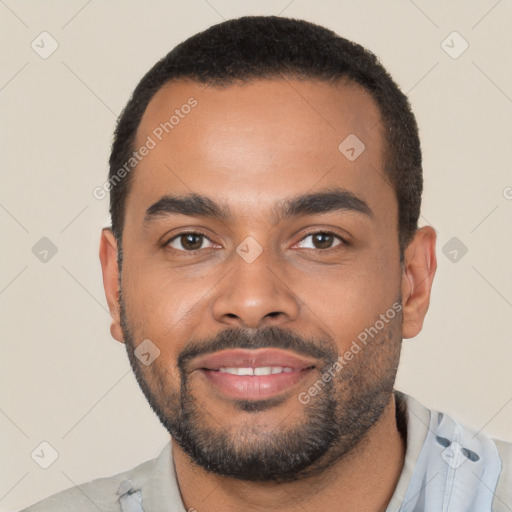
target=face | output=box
[105,78,417,482]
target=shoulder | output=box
[20,451,162,512]
[493,437,512,511]
[394,392,512,511]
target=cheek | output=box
[291,244,400,348]
[121,259,211,354]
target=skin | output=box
[99,78,436,511]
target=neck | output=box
[172,393,405,512]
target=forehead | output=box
[126,77,394,227]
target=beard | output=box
[120,292,403,483]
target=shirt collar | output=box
[385,390,432,510]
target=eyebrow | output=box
[143,187,373,225]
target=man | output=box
[23,15,511,512]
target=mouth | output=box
[192,348,317,401]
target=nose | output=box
[211,246,300,329]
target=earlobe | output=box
[99,228,125,344]
[400,226,437,339]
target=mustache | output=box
[178,325,338,371]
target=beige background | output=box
[1,1,511,510]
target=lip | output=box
[191,348,317,401]
[191,348,318,372]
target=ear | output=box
[400,226,437,339]
[99,228,124,343]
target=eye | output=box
[296,231,346,250]
[166,232,216,251]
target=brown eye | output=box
[167,233,214,251]
[297,232,344,250]
[312,233,334,249]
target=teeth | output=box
[255,366,275,376]
[218,366,293,375]
[237,367,254,376]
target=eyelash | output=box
[163,230,349,253]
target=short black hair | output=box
[109,15,422,258]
